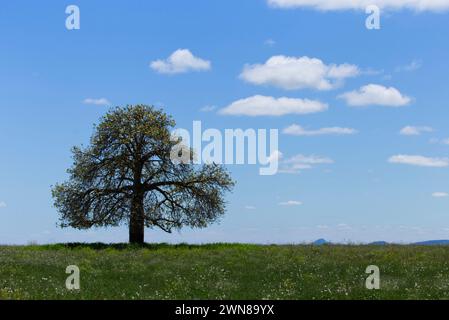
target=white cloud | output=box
[200,105,217,112]
[430,138,449,145]
[150,49,211,74]
[400,126,433,136]
[396,60,422,72]
[219,95,328,116]
[267,150,283,164]
[361,68,385,76]
[280,154,334,173]
[264,39,276,46]
[432,192,449,198]
[339,84,411,107]
[0,202,6,208]
[279,200,303,206]
[388,155,449,167]
[245,205,257,210]
[267,0,449,12]
[240,55,359,90]
[83,98,111,106]
[283,124,357,136]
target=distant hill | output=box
[369,241,389,246]
[312,239,329,245]
[312,239,449,246]
[413,240,449,246]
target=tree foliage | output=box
[52,105,234,243]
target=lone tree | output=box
[52,105,234,244]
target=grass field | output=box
[1,243,449,300]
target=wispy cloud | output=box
[432,192,449,198]
[430,138,449,145]
[200,105,217,112]
[339,84,411,107]
[240,55,359,90]
[264,39,276,47]
[279,200,302,206]
[395,60,422,72]
[219,95,328,116]
[337,223,352,230]
[245,205,257,210]
[361,68,384,76]
[0,202,6,208]
[83,98,111,106]
[388,155,449,167]
[267,0,449,12]
[279,154,334,174]
[400,126,433,136]
[283,124,357,136]
[150,49,211,74]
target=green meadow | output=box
[0,243,448,300]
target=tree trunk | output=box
[129,193,145,244]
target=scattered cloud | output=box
[432,192,449,198]
[219,95,328,116]
[339,84,411,107]
[0,202,6,208]
[83,98,111,106]
[200,105,217,112]
[264,39,276,47]
[400,126,433,136]
[283,124,357,136]
[150,49,211,74]
[361,68,384,76]
[267,0,449,12]
[279,200,303,206]
[240,55,359,90]
[279,154,334,174]
[430,138,449,145]
[337,223,352,230]
[395,60,422,72]
[245,205,257,210]
[388,155,449,167]
[267,150,283,164]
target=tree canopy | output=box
[52,105,234,244]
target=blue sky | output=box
[1,0,449,244]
